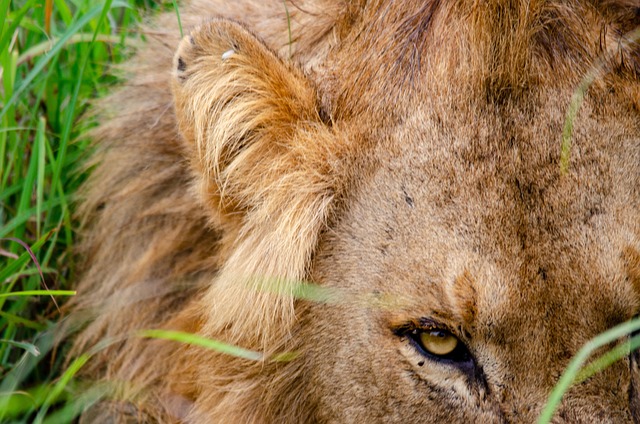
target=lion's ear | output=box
[172,19,339,346]
[172,19,327,212]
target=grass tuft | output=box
[0,0,160,421]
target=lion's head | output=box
[72,1,640,422]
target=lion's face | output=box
[305,98,640,422]
[77,1,640,422]
[168,11,640,420]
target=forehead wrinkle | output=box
[444,270,477,330]
[384,248,507,339]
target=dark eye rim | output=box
[393,320,475,370]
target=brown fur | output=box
[68,0,640,422]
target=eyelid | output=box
[391,317,459,338]
[418,317,455,333]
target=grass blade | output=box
[0,4,104,122]
[0,0,39,56]
[0,339,40,357]
[33,354,91,424]
[537,318,640,423]
[0,231,52,284]
[171,0,183,37]
[0,290,76,299]
[138,329,264,361]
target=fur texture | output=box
[69,0,640,422]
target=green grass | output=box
[0,0,161,421]
[0,1,639,422]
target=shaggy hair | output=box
[68,0,640,422]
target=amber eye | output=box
[393,321,473,367]
[406,327,471,364]
[419,330,459,356]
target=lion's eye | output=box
[419,330,458,356]
[397,324,473,366]
[393,320,473,368]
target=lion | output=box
[68,0,640,422]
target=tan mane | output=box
[67,1,640,422]
[327,0,640,117]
